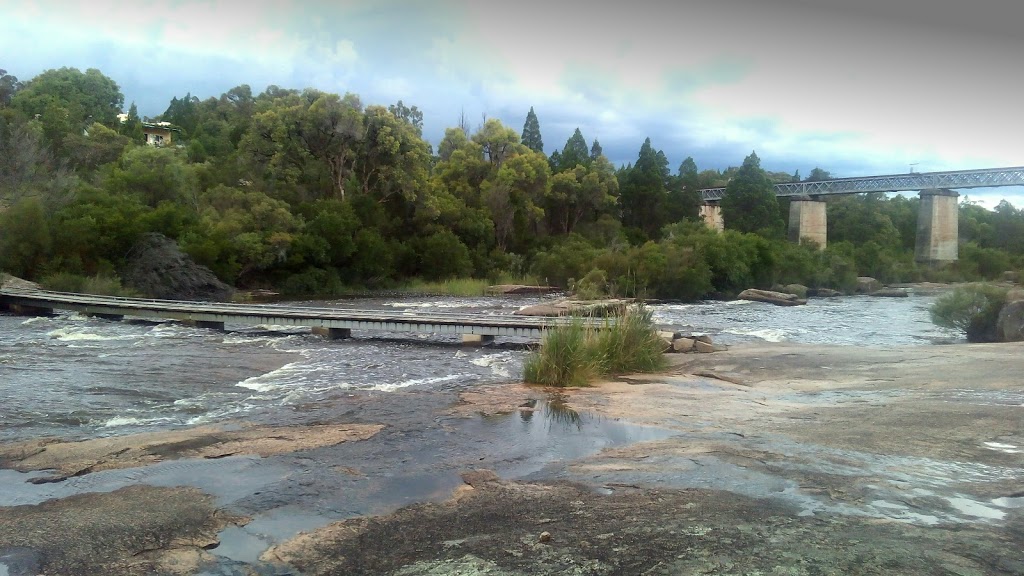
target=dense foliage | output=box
[1,66,1023,298]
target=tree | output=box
[555,128,590,172]
[388,100,424,136]
[472,118,520,167]
[355,105,431,203]
[590,139,603,161]
[0,115,75,206]
[0,69,21,108]
[619,138,670,240]
[520,106,544,154]
[805,167,832,182]
[664,156,702,224]
[720,151,784,237]
[12,67,124,127]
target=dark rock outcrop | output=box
[737,289,807,306]
[809,288,843,298]
[121,233,233,302]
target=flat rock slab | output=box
[260,474,1019,576]
[0,423,384,479]
[0,485,240,576]
[737,289,807,306]
[515,299,630,317]
[485,285,560,295]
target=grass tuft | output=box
[523,305,667,387]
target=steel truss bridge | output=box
[700,166,1024,201]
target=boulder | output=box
[694,341,715,353]
[657,331,675,352]
[121,233,234,302]
[1002,271,1020,283]
[672,337,695,352]
[695,335,713,344]
[809,288,842,298]
[996,300,1024,342]
[737,289,807,307]
[869,288,908,298]
[781,284,808,299]
[856,277,881,294]
[1006,288,1024,303]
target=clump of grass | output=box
[397,278,492,297]
[39,272,140,297]
[523,305,667,387]
[931,283,1008,342]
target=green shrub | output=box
[523,306,666,387]
[930,283,1008,342]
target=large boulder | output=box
[121,233,234,302]
[737,289,807,306]
[996,300,1024,342]
[856,277,881,294]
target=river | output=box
[0,293,959,444]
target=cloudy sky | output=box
[3,0,1023,205]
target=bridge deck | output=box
[0,289,606,338]
[700,165,1024,201]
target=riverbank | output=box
[0,340,1020,574]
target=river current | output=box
[0,294,959,443]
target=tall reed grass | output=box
[523,305,667,387]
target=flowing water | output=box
[0,294,958,443]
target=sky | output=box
[3,0,1023,207]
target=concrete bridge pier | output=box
[915,189,959,264]
[788,197,827,249]
[699,203,724,232]
[312,327,352,340]
[88,313,124,321]
[461,334,495,346]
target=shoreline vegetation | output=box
[2,67,1023,308]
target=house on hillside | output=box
[141,122,180,146]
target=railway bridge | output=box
[698,166,1024,263]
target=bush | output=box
[930,284,1008,342]
[523,306,667,387]
[39,272,139,297]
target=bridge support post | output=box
[312,327,352,340]
[88,313,124,321]
[915,189,959,264]
[461,334,495,346]
[787,197,827,249]
[699,203,723,232]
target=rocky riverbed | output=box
[0,341,1021,575]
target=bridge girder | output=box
[700,166,1024,201]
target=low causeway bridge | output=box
[697,166,1024,264]
[0,289,595,343]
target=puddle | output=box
[472,398,677,479]
[947,496,1007,520]
[0,456,292,507]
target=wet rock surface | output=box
[737,288,807,306]
[0,485,241,576]
[1,341,1022,575]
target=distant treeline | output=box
[1,66,1022,298]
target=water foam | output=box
[47,327,139,342]
[723,327,788,342]
[372,374,462,392]
[470,352,514,378]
